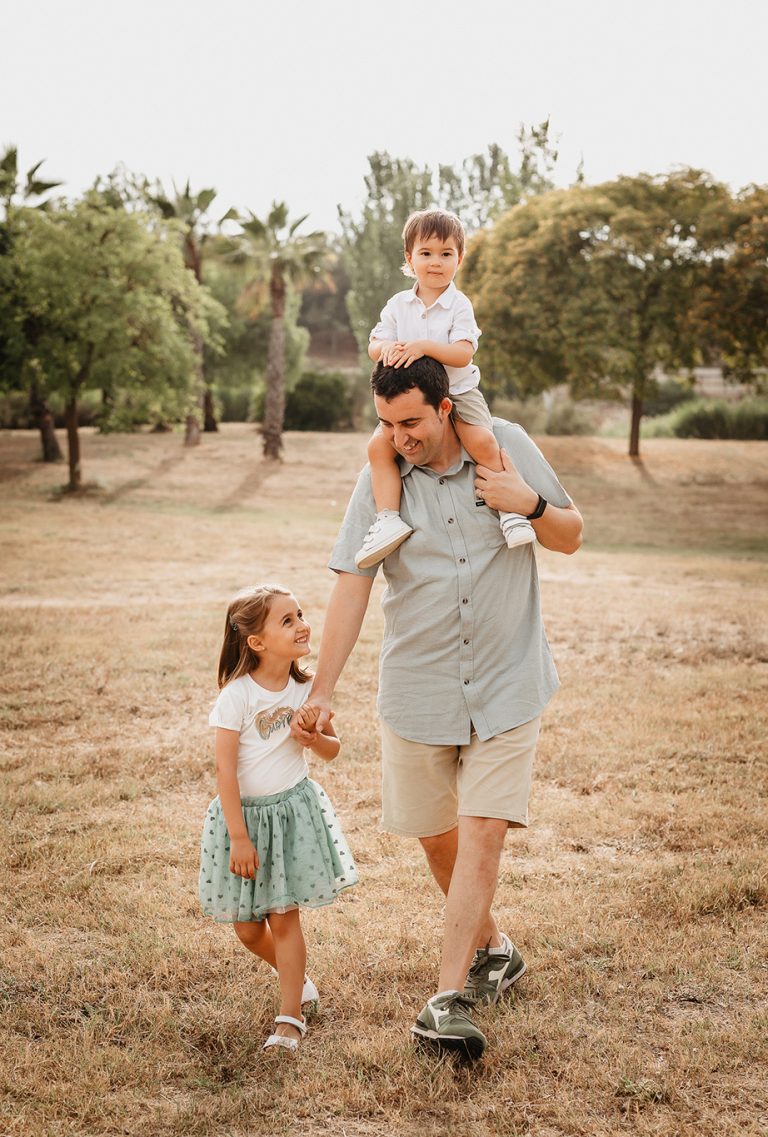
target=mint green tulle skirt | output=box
[198,778,358,922]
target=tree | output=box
[0,145,64,461]
[338,128,559,361]
[9,195,225,490]
[230,203,327,458]
[691,184,768,385]
[148,180,226,439]
[461,169,738,456]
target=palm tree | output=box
[233,203,327,458]
[149,180,224,443]
[0,145,63,461]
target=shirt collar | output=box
[405,280,457,309]
[397,444,472,479]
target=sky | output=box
[2,0,765,231]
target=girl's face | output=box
[247,594,310,663]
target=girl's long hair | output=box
[217,584,312,689]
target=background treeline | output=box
[1,129,767,490]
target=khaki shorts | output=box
[380,716,541,838]
[450,387,493,429]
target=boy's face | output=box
[405,232,462,293]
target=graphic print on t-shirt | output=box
[255,705,294,741]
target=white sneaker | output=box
[355,514,413,569]
[500,512,536,549]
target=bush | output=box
[671,398,768,440]
[643,378,695,417]
[544,400,599,435]
[283,371,354,431]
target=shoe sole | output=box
[411,1025,486,1062]
[355,529,413,570]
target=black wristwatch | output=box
[526,494,548,521]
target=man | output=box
[309,356,582,1060]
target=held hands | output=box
[230,835,259,879]
[474,449,539,515]
[289,702,333,746]
[379,340,426,369]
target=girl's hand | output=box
[230,836,259,879]
[393,340,426,369]
[290,703,333,745]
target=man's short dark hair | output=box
[371,356,450,411]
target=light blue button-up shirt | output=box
[328,420,573,745]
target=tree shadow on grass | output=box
[98,452,188,504]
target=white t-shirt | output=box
[208,674,311,796]
[369,281,482,396]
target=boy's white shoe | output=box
[355,513,413,569]
[500,512,536,549]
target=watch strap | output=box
[526,494,547,521]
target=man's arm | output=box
[311,572,375,731]
[475,449,583,555]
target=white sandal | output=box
[262,1015,307,1053]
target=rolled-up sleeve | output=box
[449,295,481,351]
[370,297,399,343]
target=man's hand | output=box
[290,702,334,744]
[474,449,539,515]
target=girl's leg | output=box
[453,420,503,471]
[368,428,403,512]
[268,909,306,1041]
[233,919,276,967]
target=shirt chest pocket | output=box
[456,497,506,550]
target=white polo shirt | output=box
[370,282,482,396]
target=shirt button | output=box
[459,557,466,564]
[421,312,427,319]
[448,517,454,524]
[439,478,445,485]
[463,639,470,645]
[462,598,468,605]
[463,679,469,685]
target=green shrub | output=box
[284,371,353,431]
[671,398,768,440]
[643,378,695,417]
[545,400,598,435]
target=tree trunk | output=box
[29,381,62,462]
[203,385,218,432]
[629,385,643,458]
[65,394,81,491]
[262,268,286,460]
[184,412,201,447]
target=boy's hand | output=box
[379,341,404,366]
[229,836,259,878]
[392,340,426,369]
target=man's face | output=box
[373,388,453,469]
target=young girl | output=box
[355,207,535,569]
[198,584,358,1053]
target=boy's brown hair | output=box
[401,209,465,277]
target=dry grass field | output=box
[1,424,767,1137]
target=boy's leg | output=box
[453,418,535,549]
[368,427,404,512]
[355,429,413,569]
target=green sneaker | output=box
[411,992,487,1061]
[464,933,526,1005]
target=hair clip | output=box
[229,618,238,632]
